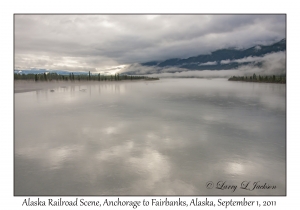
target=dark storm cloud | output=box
[15,15,285,73]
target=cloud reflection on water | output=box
[15,79,285,195]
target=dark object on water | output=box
[50,89,55,92]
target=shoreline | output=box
[228,75,286,84]
[14,79,159,93]
[228,80,286,84]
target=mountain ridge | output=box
[124,38,286,74]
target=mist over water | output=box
[14,79,286,195]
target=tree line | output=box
[14,71,159,82]
[228,74,286,84]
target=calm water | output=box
[14,79,286,195]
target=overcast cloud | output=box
[15,15,286,73]
[122,51,286,77]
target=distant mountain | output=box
[14,69,89,75]
[124,38,286,75]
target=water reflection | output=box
[15,79,286,195]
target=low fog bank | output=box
[122,51,285,78]
[14,80,139,93]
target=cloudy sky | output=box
[15,15,286,74]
